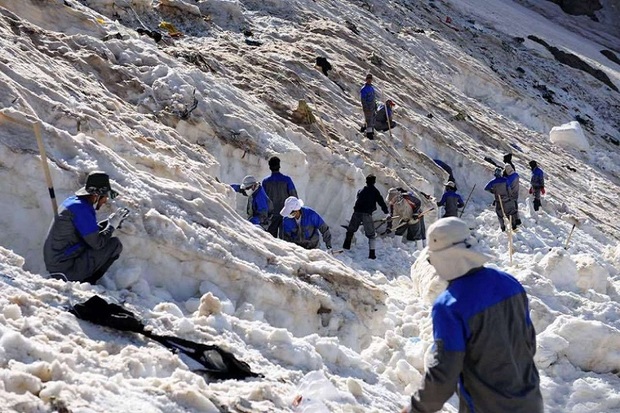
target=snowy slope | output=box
[0,0,620,412]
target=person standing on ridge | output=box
[231,175,273,230]
[437,181,464,218]
[43,171,129,284]
[343,174,389,259]
[279,196,332,252]
[360,73,377,140]
[529,160,545,212]
[402,217,543,413]
[485,167,517,231]
[262,156,298,238]
[504,163,521,227]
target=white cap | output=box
[426,217,492,281]
[280,196,304,217]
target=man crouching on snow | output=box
[43,171,128,285]
[402,217,543,413]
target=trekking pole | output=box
[0,112,58,215]
[459,184,476,218]
[33,121,58,215]
[497,196,513,265]
[385,101,393,139]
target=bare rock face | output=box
[548,0,602,18]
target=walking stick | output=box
[497,196,513,265]
[459,184,476,218]
[385,101,393,140]
[0,112,58,215]
[33,121,58,215]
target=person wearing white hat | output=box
[231,175,273,230]
[403,217,543,413]
[280,197,332,252]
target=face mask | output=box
[245,186,256,196]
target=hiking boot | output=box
[516,218,522,226]
[343,235,352,250]
[368,249,376,259]
[366,132,374,140]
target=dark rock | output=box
[601,50,620,66]
[528,35,618,92]
[546,0,602,19]
[244,38,262,47]
[315,56,332,76]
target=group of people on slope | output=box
[41,170,545,413]
[231,156,333,252]
[484,155,546,232]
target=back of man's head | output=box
[268,156,281,172]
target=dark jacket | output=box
[262,172,298,213]
[374,103,393,130]
[44,195,116,272]
[411,267,543,413]
[281,206,332,250]
[437,190,464,217]
[353,185,389,215]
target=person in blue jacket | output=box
[437,181,464,217]
[529,160,545,211]
[484,167,517,231]
[360,73,377,140]
[43,171,129,284]
[231,175,273,230]
[403,217,543,413]
[279,197,332,252]
[262,156,298,238]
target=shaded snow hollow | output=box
[0,0,620,412]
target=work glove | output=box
[385,214,392,221]
[327,248,333,255]
[108,207,130,229]
[541,187,546,195]
[529,187,533,194]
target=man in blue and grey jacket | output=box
[403,217,543,413]
[280,197,332,252]
[360,73,377,140]
[262,156,298,238]
[231,175,273,230]
[529,160,545,211]
[437,181,464,217]
[43,171,128,284]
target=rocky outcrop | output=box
[547,0,602,18]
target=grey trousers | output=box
[347,212,377,250]
[58,238,123,282]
